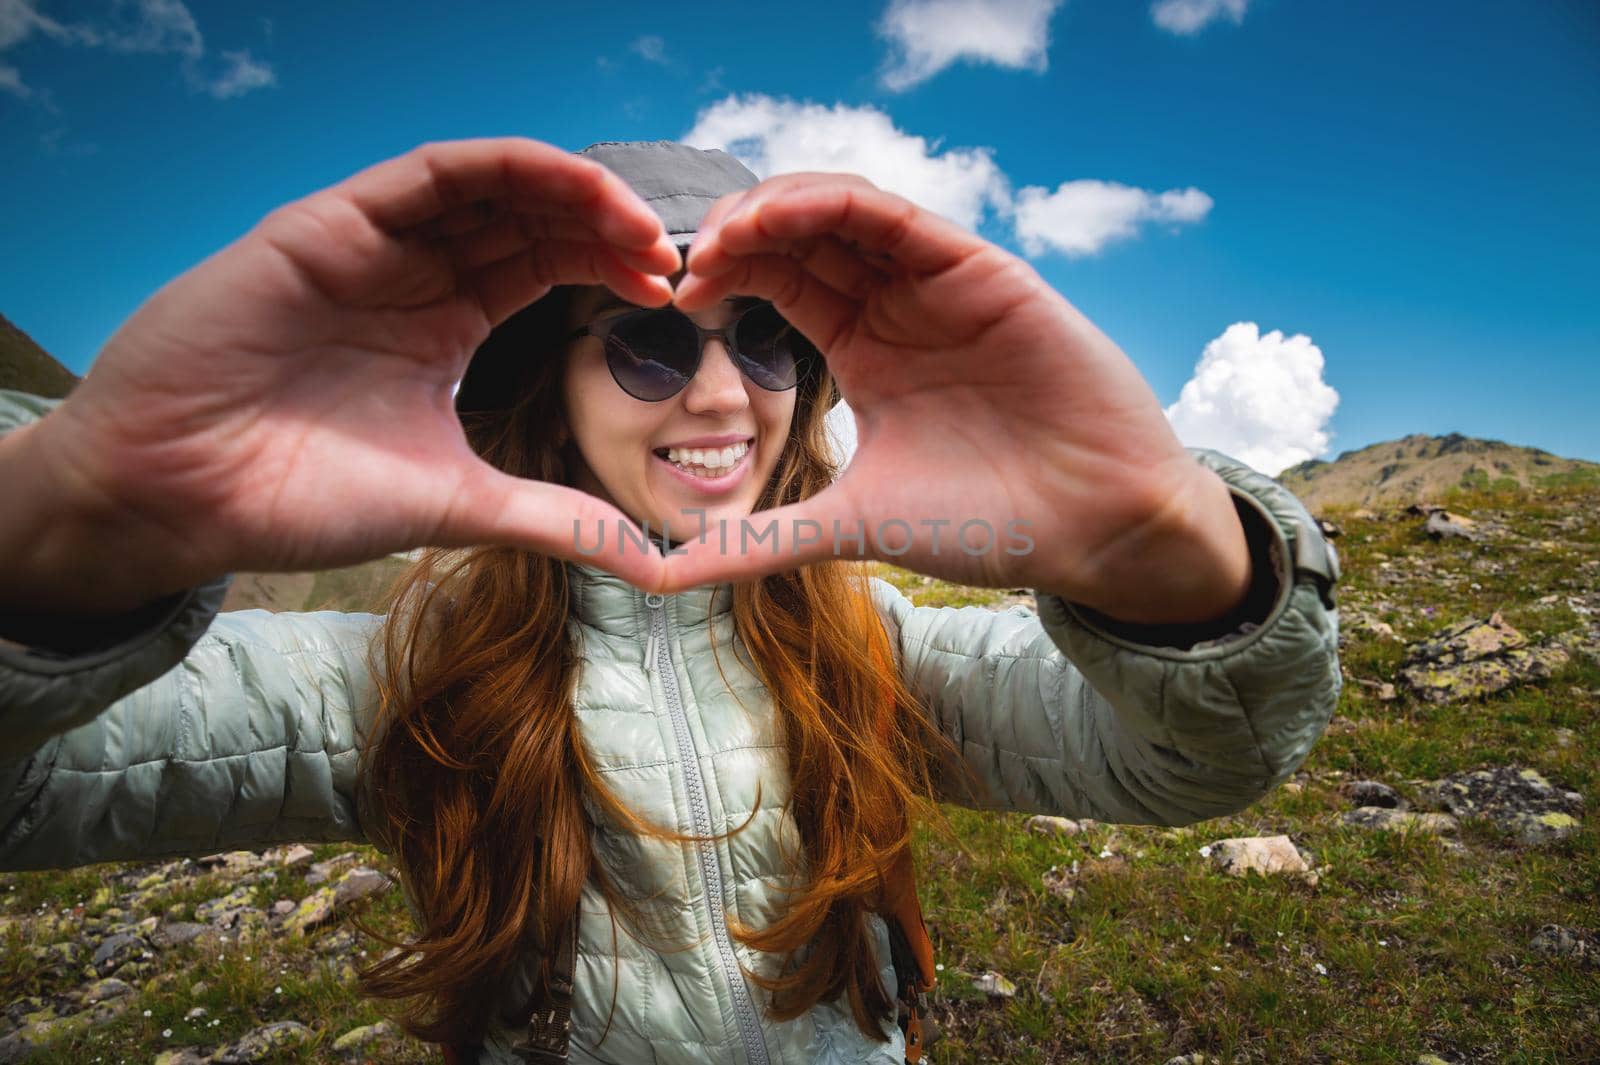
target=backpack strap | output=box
[506,916,578,1064]
[866,598,939,1064]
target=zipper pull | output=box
[643,592,665,673]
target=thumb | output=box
[655,484,873,591]
[439,463,668,590]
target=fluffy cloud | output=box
[877,0,1065,91]
[1151,0,1249,35]
[1163,322,1339,476]
[1013,180,1212,257]
[0,0,274,102]
[684,95,1010,232]
[208,49,275,99]
[686,94,1214,259]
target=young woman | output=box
[0,138,1341,1064]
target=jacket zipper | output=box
[644,592,773,1065]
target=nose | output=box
[680,337,750,415]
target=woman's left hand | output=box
[666,173,1251,625]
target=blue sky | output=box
[3,0,1597,472]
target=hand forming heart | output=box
[3,139,1249,626]
[665,173,1252,623]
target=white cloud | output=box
[1151,0,1248,35]
[208,48,275,99]
[877,0,1064,91]
[684,95,1010,232]
[0,0,273,104]
[630,34,667,64]
[1163,322,1339,476]
[1013,179,1212,257]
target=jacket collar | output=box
[565,560,734,637]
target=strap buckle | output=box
[1291,518,1340,610]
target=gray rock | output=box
[1345,780,1407,810]
[306,853,361,886]
[1418,766,1582,845]
[1397,612,1575,704]
[91,932,147,976]
[151,921,213,949]
[1342,807,1458,835]
[1024,815,1082,838]
[82,978,134,1003]
[334,867,393,906]
[212,1020,316,1063]
[332,1020,398,1053]
[1529,924,1597,967]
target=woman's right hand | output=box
[1,138,681,615]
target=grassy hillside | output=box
[1278,433,1599,510]
[3,482,1596,1062]
[0,315,77,400]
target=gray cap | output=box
[457,140,836,415]
[576,140,759,248]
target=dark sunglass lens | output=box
[604,311,698,401]
[732,305,812,391]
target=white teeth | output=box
[664,440,749,472]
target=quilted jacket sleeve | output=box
[871,447,1341,826]
[0,388,386,870]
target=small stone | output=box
[1529,924,1597,967]
[271,899,296,917]
[1345,780,1408,810]
[970,970,1016,999]
[334,867,392,906]
[150,922,212,950]
[1024,815,1082,838]
[1342,807,1459,835]
[279,844,315,868]
[332,1020,398,1053]
[1205,835,1319,886]
[82,977,135,1003]
[153,1050,211,1065]
[186,1006,209,1020]
[91,932,148,975]
[212,1020,315,1063]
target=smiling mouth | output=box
[652,438,753,478]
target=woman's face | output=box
[561,285,799,544]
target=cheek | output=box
[564,358,657,473]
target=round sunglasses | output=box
[565,301,821,402]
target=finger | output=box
[690,181,971,277]
[654,487,869,591]
[687,173,875,260]
[443,214,671,275]
[439,464,668,592]
[468,239,675,325]
[672,253,856,353]
[332,138,673,256]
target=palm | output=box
[36,138,682,596]
[664,174,1206,597]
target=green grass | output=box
[3,482,1598,1061]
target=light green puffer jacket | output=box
[0,387,1341,1064]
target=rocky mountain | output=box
[1278,433,1599,510]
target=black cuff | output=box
[0,585,206,662]
[1059,492,1283,651]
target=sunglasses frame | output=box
[563,301,819,402]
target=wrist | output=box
[1051,466,1252,627]
[0,418,202,617]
